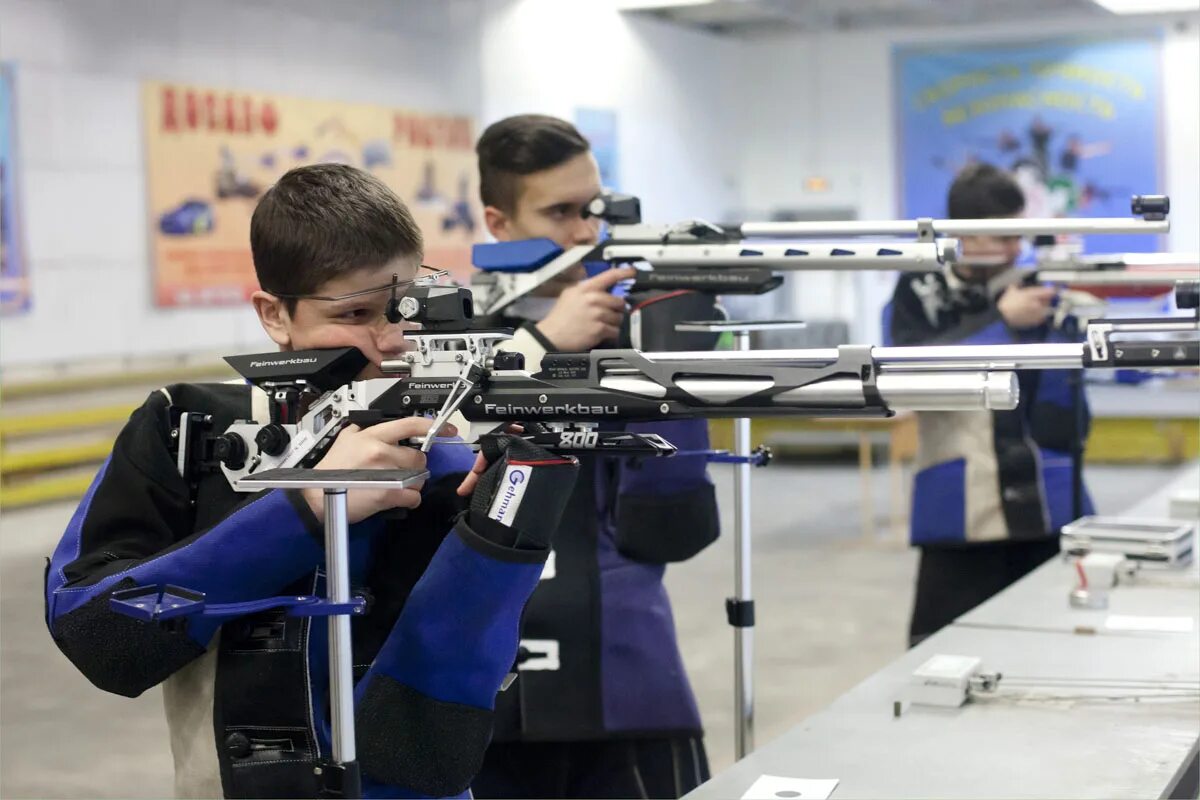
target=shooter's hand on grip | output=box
[457,435,579,551]
[535,266,637,351]
[999,283,1056,330]
[302,417,457,524]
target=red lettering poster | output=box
[143,81,481,307]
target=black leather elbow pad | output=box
[51,580,206,698]
[356,674,493,797]
[616,483,720,563]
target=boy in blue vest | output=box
[45,163,579,798]
[883,163,1093,646]
[470,114,718,799]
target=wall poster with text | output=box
[895,35,1162,254]
[143,81,482,306]
[1,63,28,316]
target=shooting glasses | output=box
[266,265,450,326]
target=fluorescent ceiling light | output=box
[1092,0,1199,14]
[616,0,716,10]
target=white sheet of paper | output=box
[1105,614,1194,633]
[740,774,839,800]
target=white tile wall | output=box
[0,0,483,370]
[24,169,145,263]
[0,0,1194,369]
[479,0,740,224]
[0,0,72,68]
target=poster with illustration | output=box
[1,63,29,315]
[574,108,619,191]
[895,36,1162,254]
[143,81,482,306]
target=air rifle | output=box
[117,279,1198,799]
[161,281,1198,492]
[1033,250,1199,297]
[468,192,1170,317]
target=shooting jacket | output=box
[481,322,721,741]
[44,381,543,799]
[884,270,1094,547]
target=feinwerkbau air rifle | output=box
[159,278,1199,492]
[468,192,1171,317]
[116,277,1198,800]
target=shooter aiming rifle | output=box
[109,265,1198,800]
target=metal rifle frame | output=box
[469,192,1170,318]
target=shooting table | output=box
[686,462,1200,800]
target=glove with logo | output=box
[357,434,578,795]
[467,434,579,551]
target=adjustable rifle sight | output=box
[387,285,475,332]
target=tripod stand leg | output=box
[321,489,362,799]
[730,331,755,760]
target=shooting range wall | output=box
[2,3,1195,369]
[0,0,743,370]
[727,16,1200,346]
[478,0,740,226]
[0,0,483,367]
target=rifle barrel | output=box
[872,343,1085,371]
[740,218,1169,239]
[636,343,1085,371]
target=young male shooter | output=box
[469,115,718,799]
[884,163,1093,646]
[44,164,579,799]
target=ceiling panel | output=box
[623,0,1140,35]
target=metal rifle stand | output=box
[1060,315,1086,520]
[676,320,807,760]
[237,467,430,799]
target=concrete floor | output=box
[0,461,1179,798]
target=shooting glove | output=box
[468,435,579,551]
[356,435,575,796]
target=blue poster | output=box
[895,36,1162,254]
[574,108,619,191]
[0,62,28,314]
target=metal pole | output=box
[731,330,754,759]
[739,217,1170,239]
[641,342,1087,368]
[1071,372,1085,521]
[323,489,361,798]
